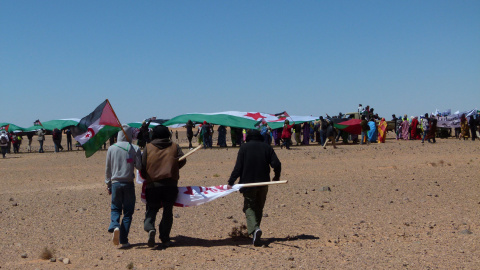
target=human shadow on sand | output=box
[159,234,319,249]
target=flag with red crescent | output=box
[72,100,122,157]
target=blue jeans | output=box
[203,134,211,148]
[361,131,368,144]
[108,182,136,244]
[38,140,44,153]
[319,130,327,145]
[422,130,428,142]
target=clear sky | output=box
[1,1,479,127]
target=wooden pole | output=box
[106,99,129,142]
[235,180,288,188]
[179,144,202,161]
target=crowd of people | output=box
[392,112,479,143]
[1,109,479,157]
[171,111,479,151]
[0,125,117,157]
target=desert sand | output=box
[0,131,479,269]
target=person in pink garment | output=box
[401,117,410,140]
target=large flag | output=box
[162,111,316,130]
[334,119,362,135]
[0,123,26,133]
[72,100,122,157]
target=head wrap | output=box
[152,125,170,140]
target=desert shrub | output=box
[228,224,249,238]
[39,247,54,260]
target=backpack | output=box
[0,135,7,144]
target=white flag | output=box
[136,171,240,206]
[174,185,240,207]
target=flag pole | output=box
[179,144,202,161]
[235,180,288,188]
[106,99,129,141]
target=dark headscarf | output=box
[152,125,170,140]
[245,129,263,142]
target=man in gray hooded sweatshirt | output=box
[105,125,142,248]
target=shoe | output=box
[253,228,262,246]
[120,242,131,248]
[147,230,156,247]
[162,241,172,248]
[112,228,120,245]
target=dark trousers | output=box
[282,138,292,149]
[242,186,268,235]
[203,134,212,148]
[187,135,193,148]
[1,146,7,158]
[13,143,19,153]
[38,140,44,153]
[144,185,178,243]
[320,130,327,145]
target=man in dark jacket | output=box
[319,116,328,146]
[227,130,281,246]
[141,125,186,248]
[185,120,194,149]
[360,115,370,145]
[323,119,337,149]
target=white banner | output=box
[136,171,240,207]
[436,109,478,129]
[174,185,240,207]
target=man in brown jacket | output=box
[141,125,186,248]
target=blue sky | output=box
[1,1,479,127]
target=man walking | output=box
[65,128,73,151]
[141,125,186,248]
[0,131,9,158]
[227,130,281,246]
[360,115,370,145]
[105,126,142,248]
[37,128,45,153]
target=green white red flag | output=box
[72,100,122,157]
[333,119,362,135]
[163,111,316,129]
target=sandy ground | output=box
[1,131,479,269]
